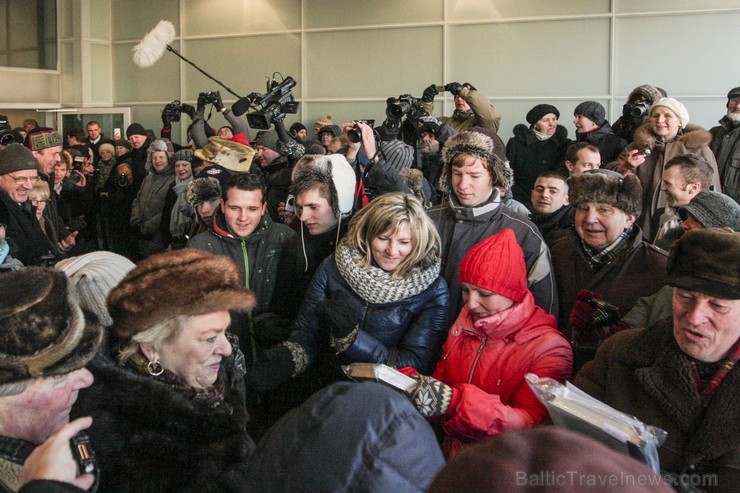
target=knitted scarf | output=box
[169,176,194,238]
[580,224,637,272]
[334,241,440,304]
[690,339,740,408]
[532,128,553,141]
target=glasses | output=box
[6,174,40,185]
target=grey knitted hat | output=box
[677,191,740,231]
[574,101,606,126]
[0,143,39,176]
[378,140,414,171]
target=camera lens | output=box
[70,172,82,184]
[347,127,362,144]
[0,131,16,145]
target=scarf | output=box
[580,224,637,272]
[690,339,740,408]
[334,241,440,304]
[532,128,553,141]
[128,351,226,408]
[169,176,194,238]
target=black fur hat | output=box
[568,169,642,218]
[186,176,223,209]
[0,268,103,386]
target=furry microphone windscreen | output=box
[132,20,176,68]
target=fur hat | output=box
[378,139,414,171]
[568,169,642,218]
[98,142,115,158]
[649,97,690,128]
[526,104,560,125]
[290,153,356,217]
[173,148,194,164]
[665,228,740,299]
[194,136,255,173]
[186,176,223,209]
[55,252,135,327]
[24,127,63,151]
[439,130,508,196]
[253,130,280,152]
[677,191,740,231]
[628,84,665,105]
[0,143,39,175]
[459,229,528,303]
[108,249,257,340]
[145,139,174,172]
[126,123,147,138]
[0,268,104,385]
[114,139,132,151]
[314,114,333,131]
[574,101,606,127]
[429,427,673,493]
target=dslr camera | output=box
[347,120,375,144]
[0,114,16,146]
[199,91,220,106]
[586,298,621,327]
[385,94,426,121]
[162,100,185,123]
[622,99,651,120]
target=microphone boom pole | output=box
[165,45,241,99]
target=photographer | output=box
[100,162,137,260]
[189,91,250,149]
[421,82,502,134]
[611,84,665,144]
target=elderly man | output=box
[0,267,103,492]
[710,86,740,203]
[575,228,740,492]
[0,144,55,265]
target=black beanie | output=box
[126,123,147,138]
[574,101,606,126]
[526,104,560,125]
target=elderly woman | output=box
[160,148,195,250]
[72,248,445,492]
[575,229,740,491]
[402,229,572,458]
[613,97,721,240]
[551,169,668,371]
[506,104,571,202]
[252,192,449,394]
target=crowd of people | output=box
[0,82,738,492]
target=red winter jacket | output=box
[432,292,573,458]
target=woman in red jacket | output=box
[405,228,573,458]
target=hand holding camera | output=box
[444,82,464,96]
[569,290,622,344]
[421,84,439,103]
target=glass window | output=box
[0,0,57,70]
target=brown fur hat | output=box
[108,249,256,340]
[568,169,642,218]
[439,130,510,197]
[0,268,104,386]
[666,228,740,299]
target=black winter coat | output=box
[506,124,571,202]
[575,121,627,163]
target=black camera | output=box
[623,100,651,120]
[587,298,621,326]
[245,76,299,130]
[347,120,375,144]
[199,91,219,107]
[114,173,130,188]
[39,253,57,267]
[0,114,16,145]
[162,100,184,123]
[386,95,420,120]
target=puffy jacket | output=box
[506,124,571,202]
[432,293,572,458]
[130,164,175,240]
[288,253,450,374]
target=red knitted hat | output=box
[458,229,527,303]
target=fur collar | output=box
[632,123,712,151]
[619,319,740,464]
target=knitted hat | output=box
[254,129,280,152]
[0,268,104,385]
[568,169,642,217]
[98,142,115,157]
[665,228,740,299]
[291,153,356,217]
[289,122,307,137]
[526,104,560,125]
[573,101,606,126]
[55,252,135,327]
[649,97,690,128]
[677,191,740,231]
[108,249,257,340]
[728,87,740,99]
[194,136,255,173]
[186,176,223,209]
[173,148,194,164]
[114,139,132,151]
[126,123,147,138]
[24,127,63,151]
[0,143,39,175]
[429,427,673,493]
[628,84,665,105]
[378,139,414,171]
[459,229,527,303]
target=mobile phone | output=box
[113,128,121,140]
[285,194,295,213]
[70,432,97,476]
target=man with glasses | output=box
[0,144,55,265]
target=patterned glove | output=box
[314,290,359,340]
[570,290,623,344]
[421,84,439,103]
[411,375,453,417]
[444,82,464,96]
[276,138,305,162]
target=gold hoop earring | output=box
[147,360,164,376]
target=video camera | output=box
[385,94,427,122]
[0,114,17,146]
[162,100,186,123]
[243,75,299,130]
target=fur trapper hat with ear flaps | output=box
[108,249,256,341]
[438,130,509,197]
[0,268,104,386]
[290,153,356,217]
[195,136,255,173]
[567,169,642,218]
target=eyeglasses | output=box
[6,174,40,185]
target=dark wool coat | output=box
[71,355,255,493]
[710,115,740,203]
[506,124,571,203]
[575,320,740,492]
[529,204,576,249]
[0,192,55,265]
[575,121,628,163]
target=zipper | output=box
[466,334,487,384]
